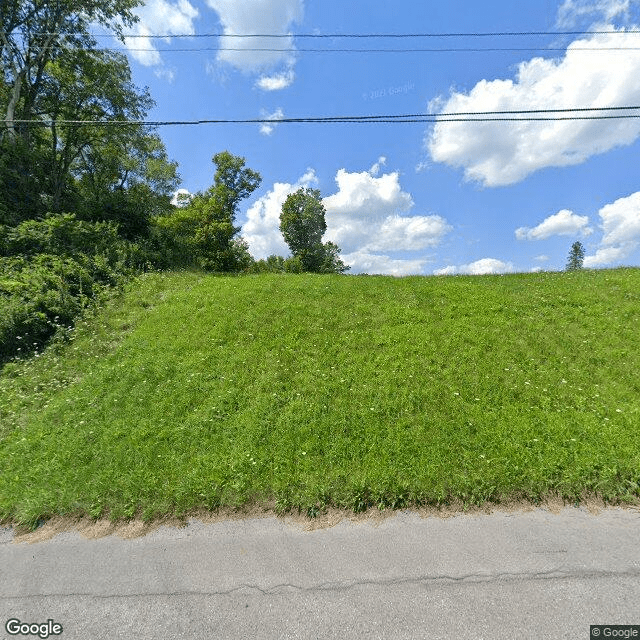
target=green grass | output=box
[1,268,639,528]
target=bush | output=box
[245,255,286,274]
[0,254,93,363]
[2,213,122,259]
[0,214,146,365]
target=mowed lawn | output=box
[1,268,639,527]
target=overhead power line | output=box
[34,30,640,38]
[25,29,640,55]
[104,46,640,53]
[10,105,640,127]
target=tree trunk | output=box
[3,68,26,141]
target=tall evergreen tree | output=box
[566,241,585,271]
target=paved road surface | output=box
[1,505,639,639]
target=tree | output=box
[0,4,180,233]
[566,241,585,271]
[154,152,261,271]
[279,188,349,273]
[318,240,350,274]
[38,48,158,217]
[1,0,141,143]
[209,151,261,220]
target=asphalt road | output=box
[1,505,639,639]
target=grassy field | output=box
[1,268,639,528]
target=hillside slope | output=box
[1,269,639,527]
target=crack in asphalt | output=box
[3,567,640,600]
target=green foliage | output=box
[280,187,326,260]
[0,137,53,224]
[0,0,179,365]
[0,253,121,364]
[231,237,255,273]
[246,255,287,274]
[152,152,261,272]
[1,12,178,234]
[566,241,586,271]
[244,254,313,274]
[279,188,349,273]
[317,241,350,274]
[210,151,261,218]
[1,213,124,259]
[244,254,308,274]
[0,215,143,364]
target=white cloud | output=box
[583,244,635,266]
[341,251,429,276]
[242,169,318,259]
[556,0,638,26]
[427,29,640,186]
[369,156,386,176]
[256,70,295,91]
[125,0,198,70]
[434,258,515,276]
[206,0,303,84]
[322,163,451,255]
[259,107,285,136]
[584,190,640,265]
[368,215,452,252]
[242,160,450,275]
[515,209,593,240]
[534,254,550,261]
[154,67,176,82]
[598,190,640,244]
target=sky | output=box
[104,0,640,275]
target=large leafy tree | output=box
[280,187,349,273]
[1,0,141,143]
[156,152,261,271]
[39,48,155,214]
[1,4,180,235]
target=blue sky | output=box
[111,0,640,275]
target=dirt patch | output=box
[8,494,637,543]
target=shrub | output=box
[0,215,145,365]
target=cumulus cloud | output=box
[206,0,302,86]
[556,0,639,26]
[515,209,593,240]
[598,190,640,244]
[340,251,429,276]
[584,244,634,266]
[584,190,640,265]
[242,160,450,275]
[259,108,285,135]
[320,164,448,254]
[427,29,640,186]
[367,215,452,252]
[256,70,295,91]
[433,258,515,276]
[125,0,198,71]
[242,169,318,259]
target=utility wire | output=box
[100,46,640,52]
[24,30,640,54]
[10,106,640,127]
[33,30,640,38]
